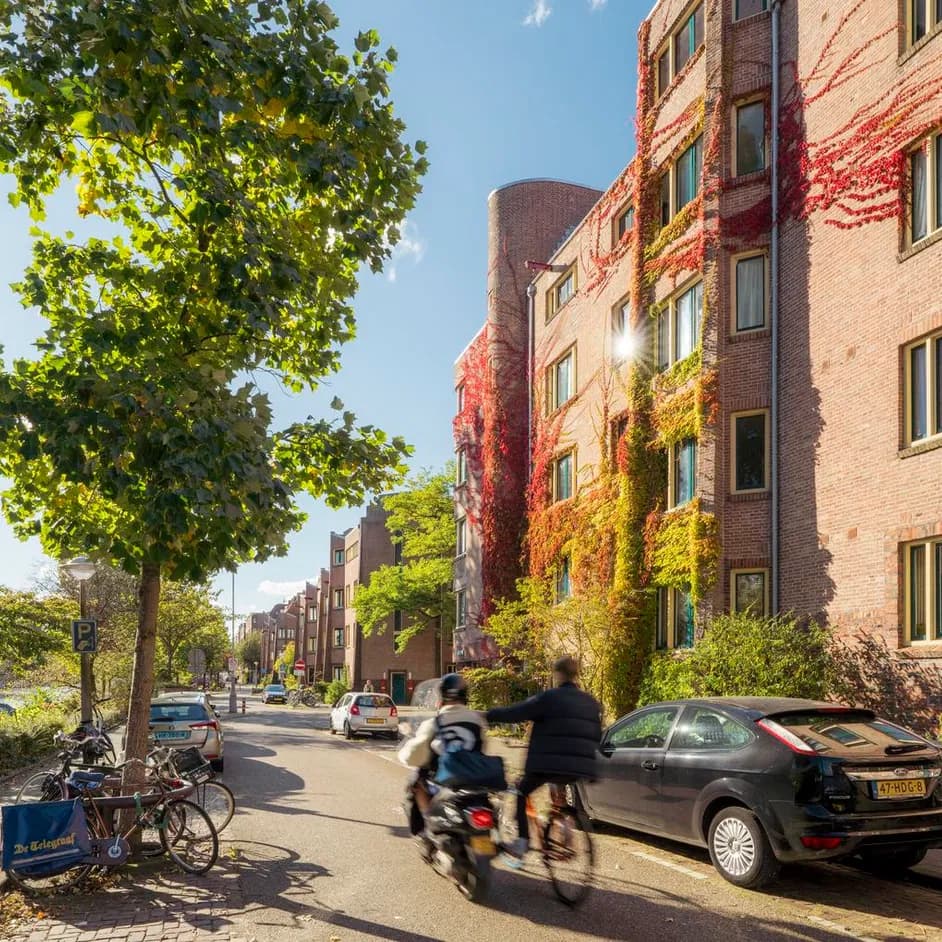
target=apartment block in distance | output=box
[457,0,942,672]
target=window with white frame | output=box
[546,264,576,321]
[556,557,572,603]
[735,100,766,176]
[732,570,768,615]
[456,589,467,628]
[908,0,942,47]
[456,517,467,557]
[669,439,697,508]
[552,451,574,502]
[615,205,635,240]
[735,0,768,21]
[332,588,344,609]
[904,329,942,446]
[655,279,703,369]
[307,605,316,623]
[656,587,695,649]
[332,665,345,681]
[910,131,941,246]
[732,410,769,492]
[333,627,344,647]
[547,347,575,412]
[456,448,468,485]
[655,2,704,98]
[332,549,344,566]
[734,253,767,332]
[904,538,942,643]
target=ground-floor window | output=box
[731,569,768,616]
[905,538,942,643]
[655,587,695,649]
[332,665,345,681]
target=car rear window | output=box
[150,703,207,723]
[266,686,285,692]
[355,696,393,709]
[774,711,931,755]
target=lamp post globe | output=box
[63,555,96,583]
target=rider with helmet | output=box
[398,673,487,835]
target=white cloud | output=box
[589,0,607,9]
[523,0,552,27]
[257,579,310,597]
[386,220,426,283]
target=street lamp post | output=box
[63,556,97,726]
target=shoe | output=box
[500,836,529,868]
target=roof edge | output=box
[487,178,603,201]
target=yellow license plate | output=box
[470,835,496,856]
[876,779,926,799]
[366,718,385,725]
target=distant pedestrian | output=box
[363,679,375,693]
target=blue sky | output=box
[0,0,644,624]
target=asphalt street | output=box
[215,696,942,942]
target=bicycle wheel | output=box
[191,781,235,833]
[542,805,594,907]
[159,799,218,874]
[14,771,66,804]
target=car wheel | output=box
[211,758,224,773]
[344,721,353,741]
[858,845,928,873]
[707,807,779,889]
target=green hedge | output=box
[0,693,78,775]
[463,667,541,712]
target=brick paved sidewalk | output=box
[2,858,245,942]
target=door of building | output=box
[390,672,408,705]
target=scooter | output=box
[417,786,498,903]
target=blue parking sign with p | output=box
[71,619,98,654]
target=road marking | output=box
[806,915,880,942]
[630,850,709,880]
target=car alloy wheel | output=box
[712,816,756,877]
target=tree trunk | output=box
[120,563,161,843]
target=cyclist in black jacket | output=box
[486,656,601,858]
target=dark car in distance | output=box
[263,684,287,704]
[576,698,942,888]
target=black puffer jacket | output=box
[486,683,602,780]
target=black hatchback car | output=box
[577,697,942,888]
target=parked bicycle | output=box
[3,770,218,894]
[287,685,319,708]
[15,731,109,804]
[496,782,594,906]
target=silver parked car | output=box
[148,694,225,772]
[330,692,399,740]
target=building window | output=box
[552,451,574,502]
[546,264,576,321]
[674,590,694,648]
[670,439,697,508]
[393,610,403,634]
[910,132,941,245]
[547,347,575,412]
[732,570,768,615]
[307,605,316,623]
[456,517,467,557]
[332,549,344,566]
[332,588,344,609]
[735,0,768,21]
[673,4,705,74]
[394,540,403,565]
[656,588,669,650]
[344,584,351,607]
[735,100,766,175]
[456,589,467,628]
[615,205,635,240]
[905,538,942,643]
[909,0,942,46]
[734,254,767,332]
[659,173,671,228]
[904,330,942,445]
[732,410,769,492]
[657,48,671,98]
[656,309,670,372]
[674,280,702,361]
[345,542,359,563]
[555,557,572,603]
[612,298,631,361]
[456,448,468,485]
[333,627,344,647]
[675,135,703,211]
[308,636,316,653]
[456,383,465,414]
[332,665,345,681]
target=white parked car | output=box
[330,692,399,740]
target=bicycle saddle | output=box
[66,770,106,790]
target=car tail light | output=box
[757,719,817,756]
[800,836,843,850]
[350,704,360,716]
[467,808,494,830]
[189,720,219,732]
[390,705,398,717]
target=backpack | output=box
[432,716,507,790]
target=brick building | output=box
[454,0,942,668]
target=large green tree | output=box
[354,469,454,653]
[0,587,74,680]
[0,1,425,773]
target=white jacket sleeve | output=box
[398,717,437,768]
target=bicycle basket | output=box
[171,746,213,783]
[1,799,91,876]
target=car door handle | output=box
[641,759,659,771]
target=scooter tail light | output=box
[757,719,817,756]
[467,808,494,830]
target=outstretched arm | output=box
[486,692,545,726]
